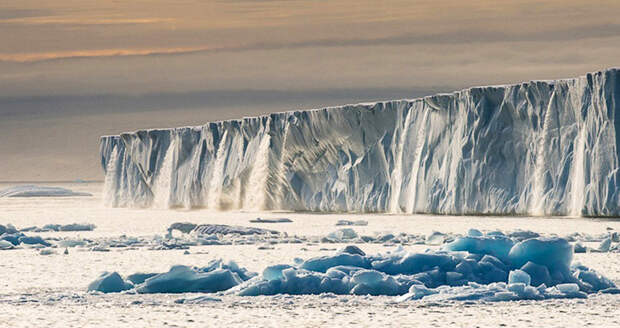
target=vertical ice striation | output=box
[100,68,620,216]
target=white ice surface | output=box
[0,183,619,327]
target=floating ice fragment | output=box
[136,266,243,293]
[426,231,446,245]
[263,265,294,281]
[442,235,514,262]
[335,220,368,226]
[250,218,293,223]
[0,185,92,197]
[467,229,483,237]
[18,235,51,247]
[508,238,573,274]
[598,238,611,252]
[0,240,14,250]
[340,245,366,256]
[87,272,133,293]
[326,228,358,241]
[127,273,158,285]
[175,296,222,304]
[301,253,370,272]
[508,270,531,286]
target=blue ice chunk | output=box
[442,236,514,262]
[489,291,518,301]
[326,265,365,277]
[126,273,158,285]
[598,238,611,252]
[477,261,508,283]
[263,264,294,281]
[467,229,483,237]
[556,283,579,294]
[507,282,526,294]
[1,233,24,246]
[426,231,446,245]
[520,261,552,287]
[372,253,456,275]
[573,269,616,292]
[455,260,475,275]
[201,259,257,281]
[340,245,365,256]
[136,265,243,293]
[326,228,358,241]
[350,270,383,285]
[446,271,464,285]
[508,230,540,241]
[18,235,51,247]
[480,255,507,271]
[508,270,531,286]
[301,253,370,272]
[486,231,505,237]
[508,238,573,273]
[0,240,15,250]
[599,288,620,294]
[88,272,133,293]
[573,243,587,253]
[350,270,402,295]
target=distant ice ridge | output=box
[101,68,620,216]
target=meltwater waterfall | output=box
[100,68,620,216]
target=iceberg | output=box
[0,185,92,197]
[100,68,620,216]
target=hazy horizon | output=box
[2,0,620,181]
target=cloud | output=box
[0,15,173,26]
[0,46,214,63]
[0,8,50,20]
[4,21,620,63]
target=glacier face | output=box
[100,68,620,216]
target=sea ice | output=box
[249,218,293,223]
[87,272,133,293]
[335,220,368,226]
[508,269,531,285]
[170,223,279,236]
[0,185,92,197]
[136,265,244,293]
[234,236,615,300]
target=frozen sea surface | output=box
[0,182,619,327]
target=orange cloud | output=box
[0,47,214,63]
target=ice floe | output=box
[0,185,92,197]
[87,234,616,302]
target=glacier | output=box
[100,68,620,216]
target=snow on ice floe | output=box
[87,234,617,302]
[101,68,620,216]
[0,185,92,197]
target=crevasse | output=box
[100,68,620,216]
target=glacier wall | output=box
[100,68,620,216]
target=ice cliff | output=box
[100,68,620,216]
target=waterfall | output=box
[242,132,271,210]
[102,147,119,207]
[152,141,175,209]
[570,127,586,216]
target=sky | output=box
[1,0,620,181]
